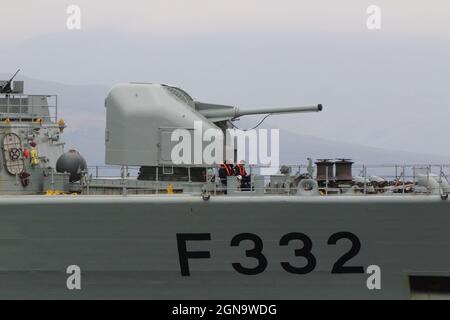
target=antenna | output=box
[0,69,21,94]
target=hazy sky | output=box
[1,1,449,158]
[2,1,450,79]
[2,1,450,45]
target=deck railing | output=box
[83,163,450,196]
[0,94,58,123]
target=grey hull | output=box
[0,195,449,299]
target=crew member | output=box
[234,160,251,191]
[219,161,233,188]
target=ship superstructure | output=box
[0,73,67,195]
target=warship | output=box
[0,71,449,299]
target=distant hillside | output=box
[2,74,449,166]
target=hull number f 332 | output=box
[176,232,368,276]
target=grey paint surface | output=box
[105,84,221,166]
[0,195,449,299]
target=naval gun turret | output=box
[105,83,322,178]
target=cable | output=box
[230,113,272,131]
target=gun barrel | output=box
[9,69,20,82]
[235,104,323,117]
[0,69,21,94]
[198,104,322,121]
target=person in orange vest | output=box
[219,160,234,188]
[234,160,251,191]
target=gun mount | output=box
[0,69,21,94]
[105,83,323,167]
